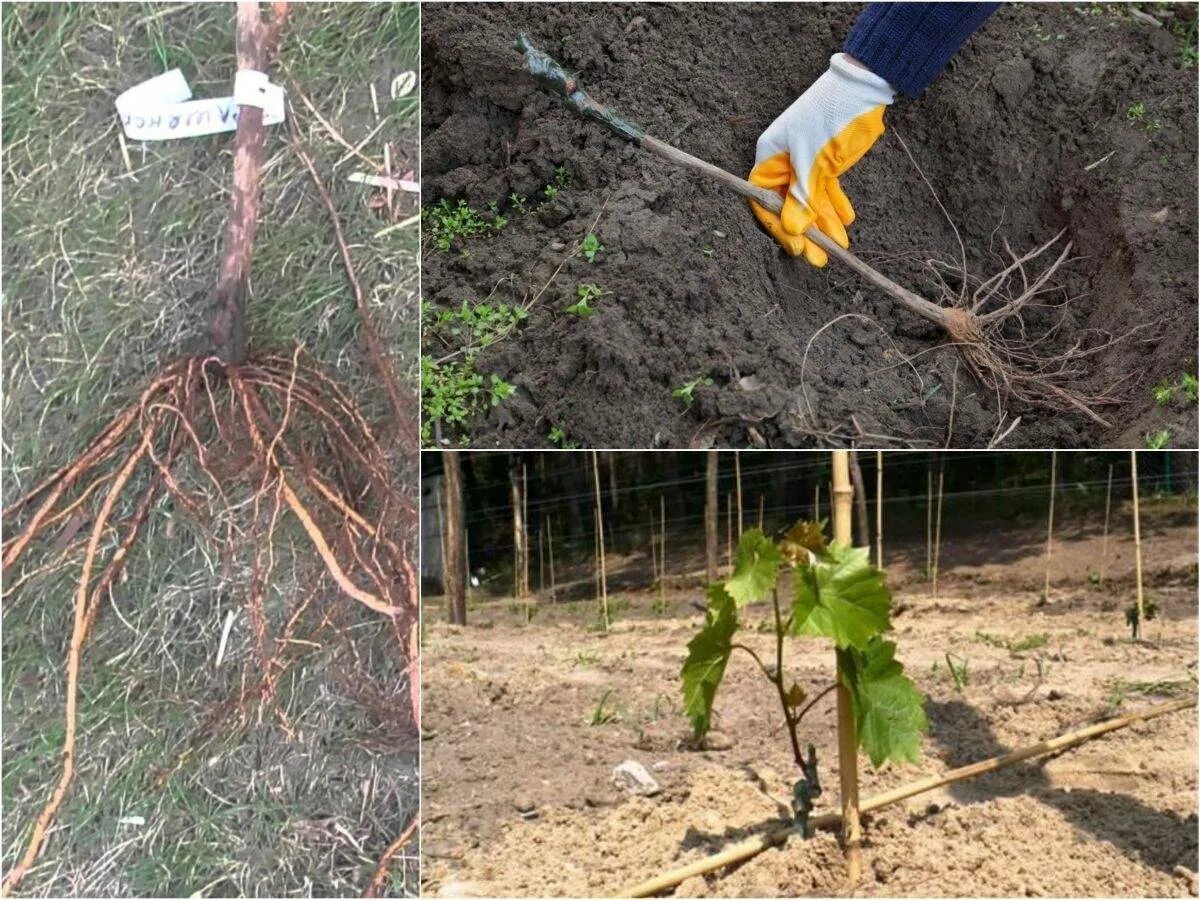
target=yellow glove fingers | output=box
[827,178,856,227]
[748,199,809,258]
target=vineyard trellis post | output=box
[444,450,467,626]
[830,450,862,883]
[735,450,744,536]
[1131,450,1144,639]
[932,459,945,598]
[593,450,610,632]
[1099,462,1114,585]
[1043,450,1057,601]
[875,450,883,569]
[705,451,719,582]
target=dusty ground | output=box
[2,5,418,895]
[422,501,1199,897]
[422,2,1198,449]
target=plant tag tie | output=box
[116,68,286,141]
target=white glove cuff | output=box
[827,53,896,107]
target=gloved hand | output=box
[749,53,895,266]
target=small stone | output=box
[1047,689,1066,701]
[612,760,660,796]
[712,229,727,238]
[702,731,734,751]
[513,797,537,818]
[549,241,566,251]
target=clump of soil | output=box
[421,510,1198,897]
[422,2,1198,448]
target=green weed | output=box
[581,233,605,263]
[673,375,713,409]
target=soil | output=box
[421,2,1199,449]
[420,504,1199,897]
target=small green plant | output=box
[1144,429,1170,449]
[1153,380,1174,405]
[553,164,573,189]
[973,630,1049,653]
[1181,372,1199,402]
[543,183,559,200]
[570,650,600,668]
[1105,680,1128,715]
[509,192,528,215]
[672,375,713,410]
[1174,17,1198,69]
[1125,102,1162,135]
[944,653,970,691]
[681,524,926,837]
[421,299,528,443]
[424,198,505,251]
[548,425,577,448]
[651,595,669,615]
[1125,597,1159,639]
[581,233,604,263]
[566,282,606,317]
[1087,568,1101,586]
[589,688,620,725]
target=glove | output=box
[749,53,895,266]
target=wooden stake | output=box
[1131,450,1144,639]
[757,494,765,531]
[539,525,545,595]
[875,450,883,569]
[616,698,1195,898]
[925,466,933,581]
[1099,462,1113,585]
[932,461,945,599]
[523,462,530,598]
[547,515,557,603]
[830,451,861,884]
[705,452,718,582]
[659,494,666,586]
[814,483,821,521]
[1043,450,1057,601]
[648,511,658,587]
[593,450,609,632]
[726,491,733,574]
[443,450,467,626]
[735,451,744,536]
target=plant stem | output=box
[770,588,805,771]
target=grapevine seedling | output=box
[566,282,606,316]
[581,232,604,263]
[1153,380,1174,405]
[681,524,927,838]
[1125,596,1159,640]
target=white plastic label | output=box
[116,68,285,142]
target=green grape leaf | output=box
[724,529,782,607]
[841,639,927,768]
[779,520,828,565]
[783,683,807,709]
[790,543,891,649]
[681,583,739,737]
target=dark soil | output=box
[421,2,1198,449]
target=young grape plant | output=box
[681,523,927,836]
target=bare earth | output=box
[422,506,1198,897]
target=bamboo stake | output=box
[735,451,744,536]
[1043,450,1057,600]
[548,515,557,603]
[593,450,610,632]
[539,525,545,595]
[1099,462,1113,585]
[757,494,765,531]
[662,494,672,607]
[925,466,933,581]
[829,451,861,884]
[1131,450,1144,639]
[648,511,658,587]
[814,483,821,521]
[616,697,1195,897]
[932,461,945,599]
[523,462,530,599]
[726,491,733,574]
[875,450,883,569]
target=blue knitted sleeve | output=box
[843,2,1000,97]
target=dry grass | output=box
[2,3,419,896]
